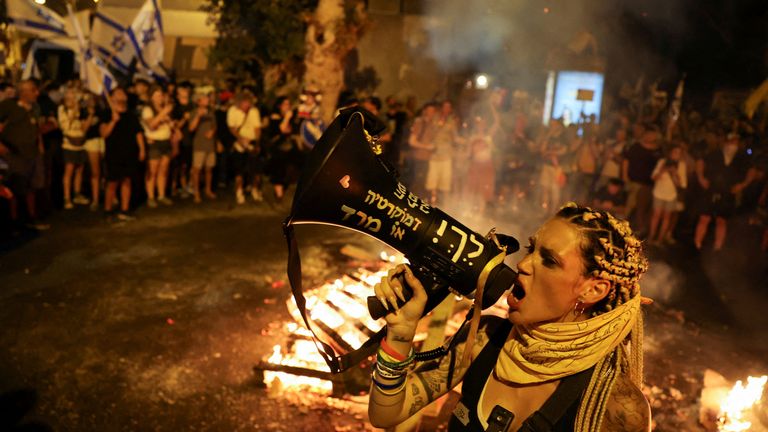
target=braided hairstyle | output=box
[556,203,649,432]
[555,202,648,317]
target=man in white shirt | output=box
[226,91,263,204]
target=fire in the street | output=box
[264,261,397,394]
[718,375,768,431]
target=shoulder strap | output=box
[519,366,595,432]
[448,318,512,431]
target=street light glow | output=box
[34,0,45,4]
[475,74,489,89]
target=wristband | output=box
[375,362,408,379]
[381,338,408,362]
[377,350,414,371]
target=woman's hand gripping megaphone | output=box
[372,264,429,335]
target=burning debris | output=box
[698,369,768,432]
[254,251,395,397]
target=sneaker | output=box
[147,199,158,208]
[117,212,136,221]
[158,197,173,206]
[64,201,74,210]
[236,189,245,205]
[90,202,100,212]
[73,195,90,205]
[205,191,217,200]
[251,188,263,202]
[26,220,51,231]
[193,195,202,204]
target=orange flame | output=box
[718,375,768,432]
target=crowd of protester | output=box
[0,77,766,253]
[394,87,768,253]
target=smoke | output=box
[418,0,690,92]
[418,1,526,73]
[640,260,685,304]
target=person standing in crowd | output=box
[101,88,145,220]
[265,96,302,203]
[648,144,687,244]
[215,88,234,188]
[188,91,217,204]
[622,125,662,237]
[384,95,408,169]
[142,85,175,207]
[130,78,151,115]
[0,79,49,230]
[537,119,568,211]
[407,102,437,199]
[425,100,458,205]
[82,92,106,211]
[227,91,263,204]
[465,108,500,216]
[572,132,602,205]
[58,89,96,209]
[171,82,194,198]
[694,132,755,251]
[596,128,628,190]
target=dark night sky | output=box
[594,0,768,95]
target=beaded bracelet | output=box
[372,373,406,396]
[375,363,407,380]
[377,350,415,370]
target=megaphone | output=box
[283,107,518,372]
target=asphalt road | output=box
[1,195,767,431]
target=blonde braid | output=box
[575,347,621,432]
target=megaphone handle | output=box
[367,274,414,320]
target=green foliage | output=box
[202,0,318,82]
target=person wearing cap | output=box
[694,131,756,251]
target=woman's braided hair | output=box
[555,202,648,317]
[556,202,649,431]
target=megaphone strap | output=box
[284,221,387,374]
[460,251,508,369]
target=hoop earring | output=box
[574,300,586,317]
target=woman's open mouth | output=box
[507,279,526,309]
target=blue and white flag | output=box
[128,0,164,70]
[68,4,115,95]
[5,0,69,38]
[90,11,134,73]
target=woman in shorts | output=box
[189,92,218,203]
[82,92,106,211]
[648,144,686,244]
[59,89,96,209]
[141,86,174,207]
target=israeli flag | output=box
[128,0,164,71]
[90,11,134,74]
[5,0,69,38]
[68,4,115,95]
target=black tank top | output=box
[448,318,594,431]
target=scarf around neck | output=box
[494,295,641,384]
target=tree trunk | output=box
[304,0,362,124]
